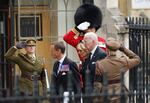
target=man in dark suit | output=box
[81,32,107,94]
[50,41,81,102]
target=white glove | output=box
[77,21,90,30]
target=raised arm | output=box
[119,46,141,69]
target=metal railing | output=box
[0,70,149,103]
[126,17,150,103]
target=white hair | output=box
[84,32,98,43]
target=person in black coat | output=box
[81,32,107,93]
[50,41,81,102]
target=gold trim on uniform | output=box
[72,28,84,39]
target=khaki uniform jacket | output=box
[95,47,141,102]
[5,46,46,95]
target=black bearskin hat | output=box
[74,3,102,31]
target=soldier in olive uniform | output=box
[5,39,46,96]
[94,37,141,103]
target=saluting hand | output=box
[77,21,90,30]
[75,21,90,33]
[16,41,26,49]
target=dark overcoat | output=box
[81,47,107,92]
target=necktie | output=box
[87,53,92,62]
[86,53,92,72]
[55,61,60,75]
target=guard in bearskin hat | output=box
[63,3,107,61]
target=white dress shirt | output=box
[90,45,98,59]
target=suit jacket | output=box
[81,46,107,92]
[51,57,81,95]
[5,46,46,95]
[95,47,141,102]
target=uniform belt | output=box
[94,75,120,84]
[108,79,120,84]
[21,73,41,81]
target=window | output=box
[16,14,42,40]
